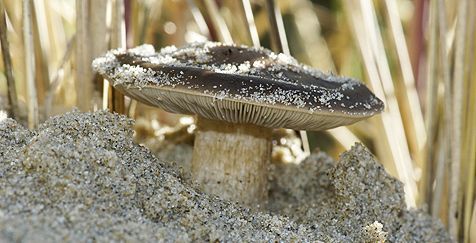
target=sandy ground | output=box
[0,110,451,242]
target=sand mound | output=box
[0,111,451,242]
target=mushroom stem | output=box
[192,116,272,205]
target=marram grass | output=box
[0,0,474,241]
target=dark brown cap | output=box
[92,42,384,130]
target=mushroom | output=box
[92,42,384,205]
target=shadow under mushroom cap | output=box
[92,42,384,131]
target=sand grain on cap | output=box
[93,42,384,130]
[93,42,382,116]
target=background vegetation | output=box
[0,0,474,241]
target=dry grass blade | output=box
[203,0,232,43]
[22,0,38,128]
[424,0,439,211]
[463,94,476,242]
[239,0,260,47]
[32,0,51,114]
[108,0,126,114]
[384,0,426,167]
[0,0,19,119]
[76,0,108,111]
[360,0,416,184]
[187,0,210,38]
[462,2,476,241]
[45,35,75,116]
[431,122,449,218]
[471,202,476,243]
[435,0,454,234]
[88,0,108,69]
[41,0,66,63]
[264,0,289,54]
[75,0,90,111]
[0,1,473,239]
[288,0,334,70]
[327,127,362,150]
[449,0,468,237]
[431,0,453,222]
[343,0,417,207]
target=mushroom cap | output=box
[92,42,384,131]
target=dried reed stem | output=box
[463,84,476,243]
[448,0,468,237]
[32,0,51,108]
[434,0,454,233]
[327,127,362,150]
[109,0,126,114]
[463,2,476,242]
[344,0,417,207]
[0,0,19,118]
[424,0,439,211]
[23,0,38,128]
[289,0,334,71]
[264,0,289,54]
[239,0,260,47]
[409,0,425,84]
[203,0,232,43]
[187,0,210,38]
[363,0,418,205]
[76,0,108,111]
[431,0,454,229]
[384,0,426,164]
[75,0,91,111]
[42,0,66,62]
[45,35,75,116]
[431,121,449,218]
[470,202,476,243]
[89,0,108,66]
[430,0,452,221]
